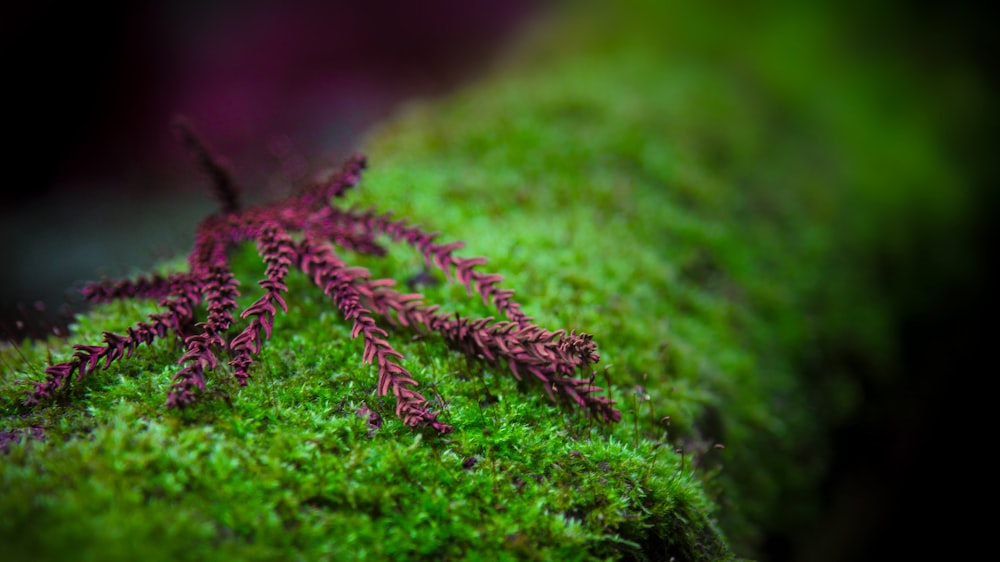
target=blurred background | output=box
[1,1,994,560]
[1,0,541,336]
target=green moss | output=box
[1,2,973,560]
[0,247,730,561]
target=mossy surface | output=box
[1,2,972,561]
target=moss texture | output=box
[1,2,974,560]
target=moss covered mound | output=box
[1,2,977,561]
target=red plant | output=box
[25,119,621,432]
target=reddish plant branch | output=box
[298,236,451,432]
[25,123,618,432]
[227,223,295,386]
[364,283,620,422]
[27,279,203,405]
[341,208,531,326]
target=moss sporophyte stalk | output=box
[23,117,621,432]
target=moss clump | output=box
[1,237,730,561]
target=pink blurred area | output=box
[6,1,541,200]
[1,0,544,337]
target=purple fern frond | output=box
[226,223,294,387]
[342,209,531,325]
[27,279,204,405]
[173,115,242,214]
[364,284,620,422]
[25,122,619,432]
[81,272,189,304]
[298,237,451,432]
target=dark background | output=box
[1,2,994,560]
